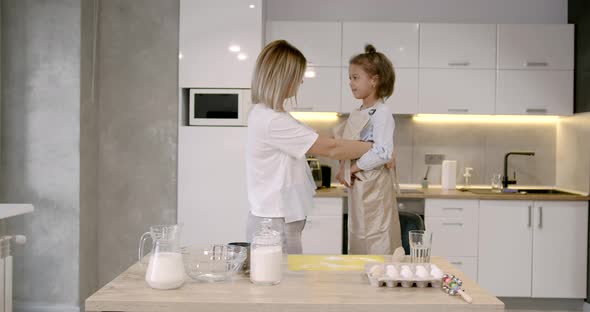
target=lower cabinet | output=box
[302,197,344,254]
[478,200,588,298]
[445,256,478,282]
[425,199,479,282]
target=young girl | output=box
[335,44,402,255]
[246,40,373,254]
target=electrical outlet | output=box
[425,154,445,165]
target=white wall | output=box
[556,113,590,194]
[266,0,567,23]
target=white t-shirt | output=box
[246,104,319,223]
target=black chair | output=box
[399,210,425,255]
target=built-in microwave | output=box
[188,88,251,126]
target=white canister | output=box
[441,160,457,190]
[250,219,282,285]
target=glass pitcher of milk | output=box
[138,224,186,290]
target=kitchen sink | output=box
[467,188,579,196]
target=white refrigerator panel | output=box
[178,127,249,247]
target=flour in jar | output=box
[250,245,282,285]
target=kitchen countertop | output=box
[85,256,504,312]
[315,185,590,201]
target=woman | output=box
[246,40,372,254]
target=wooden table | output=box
[86,256,504,312]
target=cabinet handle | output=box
[448,61,470,66]
[443,207,463,211]
[526,108,547,114]
[528,205,532,227]
[448,108,469,113]
[525,61,548,67]
[442,222,463,226]
[450,261,463,265]
[538,206,543,228]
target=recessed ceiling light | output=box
[249,4,255,8]
[237,53,248,60]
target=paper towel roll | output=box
[441,160,457,190]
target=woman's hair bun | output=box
[364,44,377,54]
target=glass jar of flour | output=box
[250,219,282,285]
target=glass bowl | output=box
[182,244,247,282]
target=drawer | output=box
[310,198,344,217]
[426,217,478,257]
[445,256,478,282]
[425,199,478,219]
[302,215,343,254]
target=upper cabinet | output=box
[418,24,496,114]
[419,69,495,115]
[179,0,263,88]
[496,24,574,115]
[294,67,341,112]
[341,68,418,114]
[420,24,496,69]
[342,22,419,68]
[497,24,574,70]
[341,22,419,114]
[266,21,341,66]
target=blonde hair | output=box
[349,44,395,100]
[251,40,307,112]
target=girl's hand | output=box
[385,156,396,169]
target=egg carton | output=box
[364,262,443,288]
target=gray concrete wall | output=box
[80,0,99,307]
[94,0,178,286]
[1,0,81,311]
[1,0,179,310]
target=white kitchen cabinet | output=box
[531,201,587,298]
[419,69,495,114]
[446,256,478,282]
[420,24,496,69]
[425,199,479,282]
[496,70,573,115]
[179,0,262,88]
[478,200,533,297]
[341,68,418,114]
[302,197,344,254]
[266,21,341,66]
[177,127,249,247]
[497,24,574,70]
[293,67,340,112]
[342,22,419,68]
[478,200,588,298]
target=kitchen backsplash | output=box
[305,115,557,186]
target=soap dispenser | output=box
[463,167,473,187]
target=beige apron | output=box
[334,108,402,255]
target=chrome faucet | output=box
[503,152,535,188]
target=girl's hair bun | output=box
[364,44,377,54]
